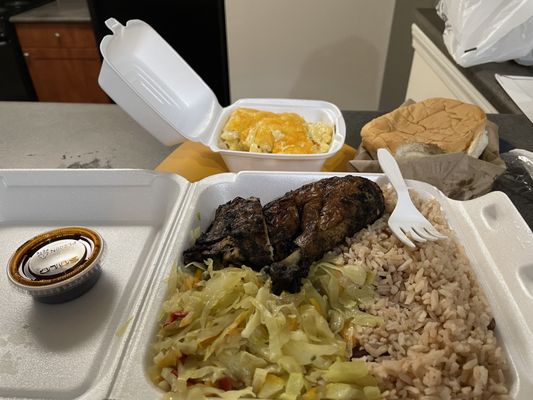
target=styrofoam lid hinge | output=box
[99,18,223,146]
[105,18,123,34]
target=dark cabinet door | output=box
[0,39,36,101]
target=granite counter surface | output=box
[0,101,532,227]
[10,0,90,23]
[2,102,532,166]
[0,102,175,170]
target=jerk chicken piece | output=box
[263,176,385,294]
[183,197,273,270]
[182,176,385,295]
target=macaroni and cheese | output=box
[220,108,333,154]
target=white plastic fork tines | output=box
[377,148,447,248]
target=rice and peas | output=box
[149,185,509,399]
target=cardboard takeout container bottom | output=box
[0,170,531,399]
[156,141,358,181]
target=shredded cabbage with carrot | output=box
[149,253,383,400]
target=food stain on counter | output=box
[67,158,113,169]
[56,150,114,169]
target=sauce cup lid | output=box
[7,227,104,298]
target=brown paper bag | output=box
[349,119,506,200]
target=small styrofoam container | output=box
[1,170,532,399]
[98,18,346,172]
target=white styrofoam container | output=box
[1,170,532,399]
[98,18,346,172]
[0,170,189,400]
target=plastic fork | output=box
[377,148,447,248]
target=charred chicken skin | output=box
[182,197,273,270]
[263,176,385,294]
[183,176,385,294]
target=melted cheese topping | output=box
[220,108,333,154]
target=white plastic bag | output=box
[437,0,533,67]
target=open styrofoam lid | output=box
[99,18,221,143]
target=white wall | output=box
[226,0,396,110]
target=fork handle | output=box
[377,148,409,195]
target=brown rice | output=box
[341,186,509,400]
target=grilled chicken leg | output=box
[263,176,385,294]
[182,176,385,294]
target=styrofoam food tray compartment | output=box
[98,18,345,172]
[108,171,533,400]
[2,170,531,399]
[0,170,189,399]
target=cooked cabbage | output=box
[150,253,382,399]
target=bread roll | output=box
[361,98,487,158]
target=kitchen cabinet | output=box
[406,24,498,113]
[15,22,109,103]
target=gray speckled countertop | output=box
[0,101,532,227]
[10,0,90,23]
[0,102,176,169]
[2,102,532,167]
[414,8,533,115]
